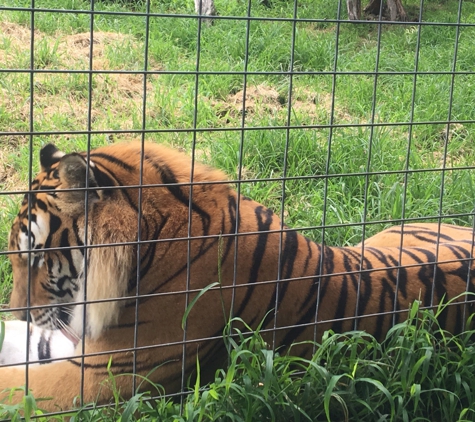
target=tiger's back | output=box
[360,222,475,248]
[2,141,475,411]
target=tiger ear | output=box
[56,154,101,215]
[40,143,65,171]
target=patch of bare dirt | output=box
[0,21,42,44]
[60,32,138,70]
[0,21,40,65]
[212,84,353,125]
[228,85,283,114]
[212,84,280,123]
[0,22,162,137]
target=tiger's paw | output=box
[0,320,76,365]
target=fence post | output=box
[194,0,217,19]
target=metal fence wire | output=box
[0,0,475,417]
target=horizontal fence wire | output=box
[0,0,475,418]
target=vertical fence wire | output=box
[24,0,36,393]
[228,0,253,352]
[430,0,464,307]
[273,0,298,350]
[354,3,384,331]
[181,1,205,407]
[313,0,343,351]
[132,0,152,395]
[79,0,97,406]
[393,0,425,327]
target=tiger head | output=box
[8,144,134,342]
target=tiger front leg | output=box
[0,358,130,412]
[0,320,76,366]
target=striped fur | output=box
[359,223,475,248]
[1,141,474,411]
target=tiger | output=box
[1,141,474,412]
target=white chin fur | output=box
[0,320,76,365]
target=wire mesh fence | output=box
[0,0,475,418]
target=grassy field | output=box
[1,0,475,420]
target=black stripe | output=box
[317,245,334,301]
[299,243,321,314]
[401,248,438,307]
[234,206,274,319]
[363,248,408,329]
[92,163,140,213]
[374,278,395,340]
[220,195,238,264]
[71,218,85,251]
[438,244,474,330]
[144,155,211,237]
[410,231,455,243]
[302,237,313,276]
[280,230,299,280]
[331,272,348,334]
[138,234,221,301]
[67,346,197,383]
[58,229,78,278]
[36,198,48,212]
[39,184,57,191]
[249,207,274,283]
[37,332,52,363]
[340,248,374,318]
[368,247,409,300]
[127,219,168,294]
[264,230,299,324]
[281,248,324,346]
[89,152,135,172]
[44,214,62,249]
[83,157,141,215]
[90,166,116,188]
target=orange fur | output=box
[359,223,474,248]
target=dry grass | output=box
[0,22,162,136]
[0,140,25,193]
[211,83,353,126]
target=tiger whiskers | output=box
[58,306,74,318]
[56,318,81,346]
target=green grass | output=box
[1,0,475,419]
